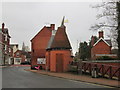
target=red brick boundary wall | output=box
[71,60,120,80]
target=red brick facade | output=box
[46,50,73,72]
[31,24,54,67]
[46,21,73,72]
[91,39,112,60]
[14,50,24,64]
[14,50,31,64]
[0,23,12,65]
[91,31,117,60]
[31,18,73,72]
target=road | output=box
[2,66,111,88]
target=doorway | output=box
[56,53,63,72]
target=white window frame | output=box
[14,58,21,64]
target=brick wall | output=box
[91,40,111,60]
[46,50,73,72]
[31,26,53,66]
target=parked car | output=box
[31,65,39,70]
[21,61,31,65]
[31,65,43,70]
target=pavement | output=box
[25,69,120,88]
[2,66,114,88]
[0,66,7,68]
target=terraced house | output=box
[0,23,12,65]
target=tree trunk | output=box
[117,2,120,59]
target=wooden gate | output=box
[56,54,63,72]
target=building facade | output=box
[14,50,31,64]
[91,31,117,60]
[10,44,19,56]
[13,43,31,65]
[31,24,54,69]
[0,23,11,65]
[0,27,3,65]
[14,50,23,64]
[31,17,73,72]
[10,44,19,64]
[46,18,73,72]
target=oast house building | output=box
[31,18,73,72]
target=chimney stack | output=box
[99,30,104,38]
[2,23,5,32]
[51,24,55,30]
[91,36,95,46]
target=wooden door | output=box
[56,54,63,72]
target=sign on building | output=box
[37,58,46,64]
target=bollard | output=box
[91,67,98,78]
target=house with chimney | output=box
[31,24,54,69]
[31,17,73,72]
[14,50,31,64]
[91,30,117,60]
[13,43,31,64]
[0,23,12,65]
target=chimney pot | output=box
[99,30,104,38]
[51,24,55,30]
[91,36,95,46]
[2,23,5,32]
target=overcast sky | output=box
[1,0,111,55]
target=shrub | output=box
[69,66,77,72]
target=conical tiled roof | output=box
[47,26,72,50]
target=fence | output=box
[70,61,120,80]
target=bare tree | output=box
[90,0,120,59]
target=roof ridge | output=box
[93,38,111,47]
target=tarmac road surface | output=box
[2,66,113,88]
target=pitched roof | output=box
[93,38,112,47]
[47,30,57,49]
[31,26,52,41]
[47,26,72,50]
[15,50,31,58]
[105,39,112,46]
